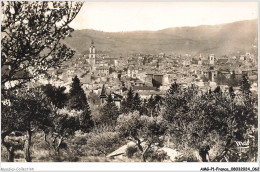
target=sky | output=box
[69,2,258,32]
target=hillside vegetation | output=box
[64,19,257,56]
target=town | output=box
[40,39,258,108]
[1,1,258,166]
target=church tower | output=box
[89,40,96,66]
[209,54,215,65]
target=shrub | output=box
[59,142,68,150]
[126,145,138,158]
[174,146,200,162]
[117,112,168,162]
[67,155,80,162]
[145,148,169,162]
[87,131,121,156]
[128,147,169,162]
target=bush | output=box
[174,146,200,162]
[50,149,80,162]
[126,145,138,158]
[87,131,122,156]
[59,142,68,150]
[67,155,80,162]
[64,131,90,158]
[126,146,169,162]
[145,148,169,162]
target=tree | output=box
[44,112,80,155]
[42,84,68,108]
[1,88,53,162]
[133,93,142,113]
[88,92,101,105]
[143,95,162,117]
[140,99,149,115]
[147,95,155,116]
[121,87,134,113]
[68,76,87,111]
[120,98,128,114]
[100,94,120,125]
[240,74,251,95]
[228,71,239,87]
[1,1,83,90]
[215,73,227,85]
[126,87,134,111]
[87,130,121,156]
[153,95,163,117]
[68,76,93,130]
[229,86,235,99]
[168,82,179,95]
[213,86,221,94]
[1,103,24,162]
[79,103,94,133]
[117,111,167,162]
[161,85,257,162]
[154,94,162,104]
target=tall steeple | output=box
[89,39,96,66]
[209,54,215,65]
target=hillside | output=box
[64,19,257,57]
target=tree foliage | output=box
[228,71,239,87]
[79,104,94,133]
[2,88,53,134]
[213,86,221,94]
[1,1,83,89]
[44,111,80,155]
[117,111,168,161]
[120,87,134,114]
[240,74,251,95]
[100,94,120,125]
[126,87,134,111]
[133,93,142,113]
[68,76,88,111]
[1,88,54,161]
[168,82,179,95]
[42,84,68,108]
[161,82,257,162]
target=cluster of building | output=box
[31,40,258,107]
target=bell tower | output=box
[89,40,96,66]
[209,54,215,65]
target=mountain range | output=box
[64,19,258,57]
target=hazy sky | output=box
[69,2,258,32]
